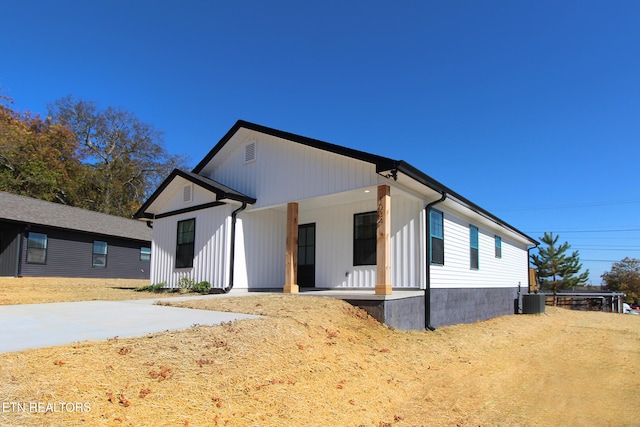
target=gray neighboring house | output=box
[0,191,151,279]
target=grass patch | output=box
[134,282,167,293]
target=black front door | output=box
[298,223,315,288]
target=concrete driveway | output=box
[0,295,260,354]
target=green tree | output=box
[47,95,186,217]
[601,257,640,305]
[530,232,589,302]
[0,96,82,203]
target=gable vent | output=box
[244,142,256,163]
[183,184,193,203]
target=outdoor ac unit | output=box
[522,294,546,314]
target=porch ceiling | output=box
[261,185,418,213]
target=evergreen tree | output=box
[530,232,589,302]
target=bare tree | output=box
[48,95,187,217]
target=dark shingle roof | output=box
[0,191,151,242]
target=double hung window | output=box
[93,241,108,268]
[470,225,479,270]
[430,210,444,265]
[26,232,48,264]
[140,247,151,262]
[176,219,195,268]
[353,212,377,266]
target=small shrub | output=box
[192,281,211,294]
[177,277,196,289]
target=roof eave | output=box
[193,120,399,175]
[395,161,538,245]
[134,169,256,219]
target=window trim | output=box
[495,235,502,258]
[353,211,377,266]
[92,240,108,268]
[176,218,196,269]
[26,232,48,264]
[470,225,479,270]
[429,209,444,265]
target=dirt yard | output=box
[0,278,638,426]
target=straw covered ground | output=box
[0,279,639,426]
[0,277,180,305]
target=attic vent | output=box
[183,185,193,203]
[244,142,256,163]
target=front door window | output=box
[298,223,315,287]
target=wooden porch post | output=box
[375,184,392,295]
[284,202,299,293]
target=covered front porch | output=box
[283,184,395,296]
[232,180,427,301]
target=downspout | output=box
[224,202,247,294]
[424,192,447,331]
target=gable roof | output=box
[192,120,398,175]
[192,120,537,245]
[0,191,151,242]
[134,169,256,219]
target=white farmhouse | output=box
[135,121,537,329]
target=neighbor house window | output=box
[353,212,377,266]
[470,225,479,270]
[495,236,502,258]
[26,232,48,264]
[429,209,444,265]
[93,241,108,268]
[140,247,151,262]
[176,219,195,268]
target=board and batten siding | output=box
[216,192,424,290]
[293,194,423,289]
[156,180,219,214]
[430,209,529,289]
[150,205,232,288]
[232,208,286,289]
[208,133,384,209]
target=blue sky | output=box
[2,0,639,284]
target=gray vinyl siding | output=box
[0,223,21,276]
[19,226,150,279]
